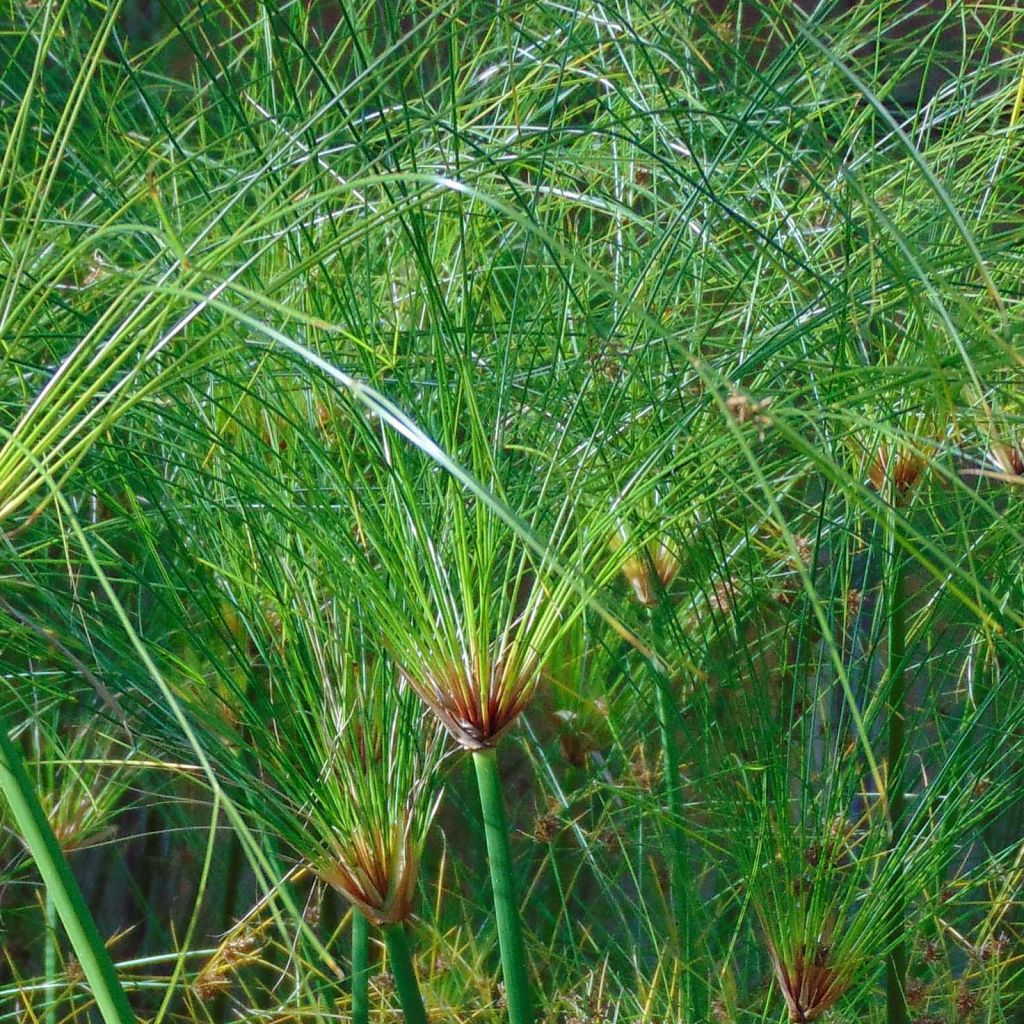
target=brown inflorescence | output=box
[868,444,926,497]
[192,930,260,1000]
[533,811,561,844]
[990,441,1024,479]
[726,390,774,439]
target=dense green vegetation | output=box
[2,2,1024,1022]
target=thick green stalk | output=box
[472,747,534,1024]
[0,715,135,1024]
[212,827,244,1024]
[351,909,370,1024]
[382,922,428,1024]
[885,519,909,1024]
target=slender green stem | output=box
[351,909,370,1024]
[0,714,135,1024]
[472,747,534,1024]
[212,826,243,1024]
[382,922,428,1024]
[655,677,699,1017]
[885,516,909,1024]
[44,884,58,1024]
[647,599,701,1022]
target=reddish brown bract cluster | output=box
[868,444,926,496]
[991,442,1024,479]
[403,656,539,751]
[767,942,849,1023]
[317,818,419,925]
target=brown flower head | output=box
[402,642,540,751]
[990,441,1024,480]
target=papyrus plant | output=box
[311,408,607,1024]
[735,728,1023,1024]
[377,486,584,1024]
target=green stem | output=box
[885,517,909,1024]
[44,884,58,1024]
[646,596,702,1022]
[0,714,135,1024]
[472,747,534,1024]
[212,826,243,1024]
[656,678,699,1017]
[382,922,428,1024]
[351,909,370,1024]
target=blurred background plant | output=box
[2,1,1024,1023]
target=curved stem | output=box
[0,714,135,1024]
[382,922,428,1024]
[473,747,534,1024]
[351,909,370,1024]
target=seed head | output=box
[906,979,926,1008]
[955,985,979,1020]
[533,811,561,844]
[193,928,261,1000]
[66,956,84,985]
[726,390,774,439]
[628,745,658,791]
[372,970,396,996]
[709,577,740,617]
[980,931,1010,962]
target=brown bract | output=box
[401,654,539,751]
[991,441,1024,479]
[726,390,774,439]
[767,942,850,1023]
[317,818,419,925]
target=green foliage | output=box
[3,1,1024,1023]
